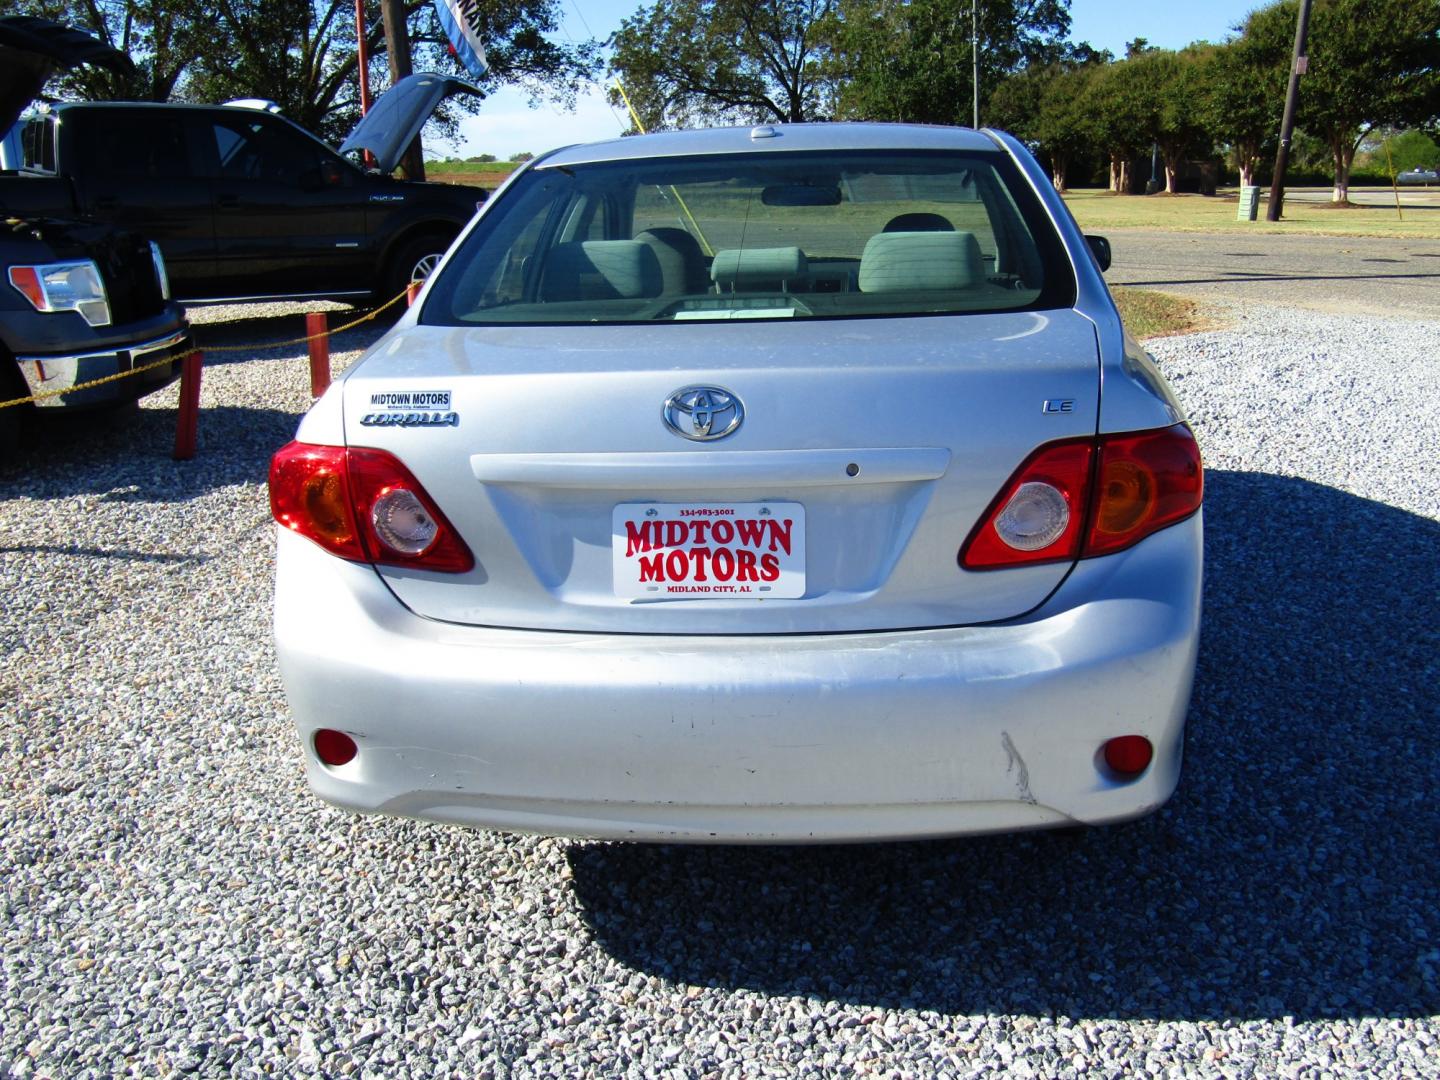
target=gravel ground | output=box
[1,301,1437,1077]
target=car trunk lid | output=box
[341,310,1099,633]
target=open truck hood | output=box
[339,73,482,175]
[0,16,134,133]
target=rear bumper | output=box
[274,513,1202,842]
[15,326,190,408]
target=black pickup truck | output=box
[1,73,483,304]
[1,17,190,454]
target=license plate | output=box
[612,502,806,599]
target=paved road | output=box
[1282,185,1440,208]
[1104,229,1440,318]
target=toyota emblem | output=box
[662,386,744,441]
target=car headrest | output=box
[858,231,984,293]
[635,228,710,295]
[882,212,955,232]
[710,246,807,290]
[542,241,662,301]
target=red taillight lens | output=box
[1084,426,1203,557]
[960,424,1202,571]
[960,439,1093,569]
[269,441,474,573]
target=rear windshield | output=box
[422,149,1075,326]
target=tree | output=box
[1192,35,1287,188]
[1384,129,1440,172]
[13,0,600,147]
[1244,0,1440,203]
[607,0,1073,131]
[987,53,1108,190]
[826,0,1073,126]
[9,0,212,102]
[1152,48,1215,192]
[608,0,837,128]
[1081,51,1163,193]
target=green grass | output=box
[1064,189,1440,239]
[426,161,519,187]
[1112,287,1215,339]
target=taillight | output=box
[269,441,474,573]
[960,439,1093,569]
[1085,426,1203,557]
[960,424,1202,570]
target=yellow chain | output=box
[0,287,411,409]
[201,287,409,353]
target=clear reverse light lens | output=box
[150,242,171,300]
[6,260,111,326]
[371,487,438,555]
[994,481,1070,551]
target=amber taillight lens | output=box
[1084,426,1203,558]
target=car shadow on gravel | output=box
[569,469,1440,1023]
[0,402,300,500]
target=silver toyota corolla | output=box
[270,123,1203,842]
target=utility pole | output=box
[355,0,373,114]
[1266,0,1312,221]
[971,0,979,129]
[381,0,426,180]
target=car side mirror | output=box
[1086,234,1112,272]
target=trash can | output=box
[1238,185,1260,221]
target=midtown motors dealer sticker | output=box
[613,503,806,599]
[359,389,458,427]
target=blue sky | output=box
[449,0,1268,158]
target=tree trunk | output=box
[1109,155,1129,193]
[1235,139,1260,189]
[1051,153,1068,192]
[1331,136,1354,204]
[381,0,425,180]
[1162,150,1181,194]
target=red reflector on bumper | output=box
[313,729,358,767]
[1103,735,1154,777]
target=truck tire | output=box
[383,234,451,304]
[0,355,27,460]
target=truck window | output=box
[21,116,56,173]
[88,113,192,179]
[211,117,340,185]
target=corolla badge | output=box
[663,386,744,441]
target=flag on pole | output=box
[432,0,488,81]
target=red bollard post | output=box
[406,281,422,307]
[306,312,330,397]
[172,350,203,461]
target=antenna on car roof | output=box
[613,79,715,258]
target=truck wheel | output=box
[384,235,449,303]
